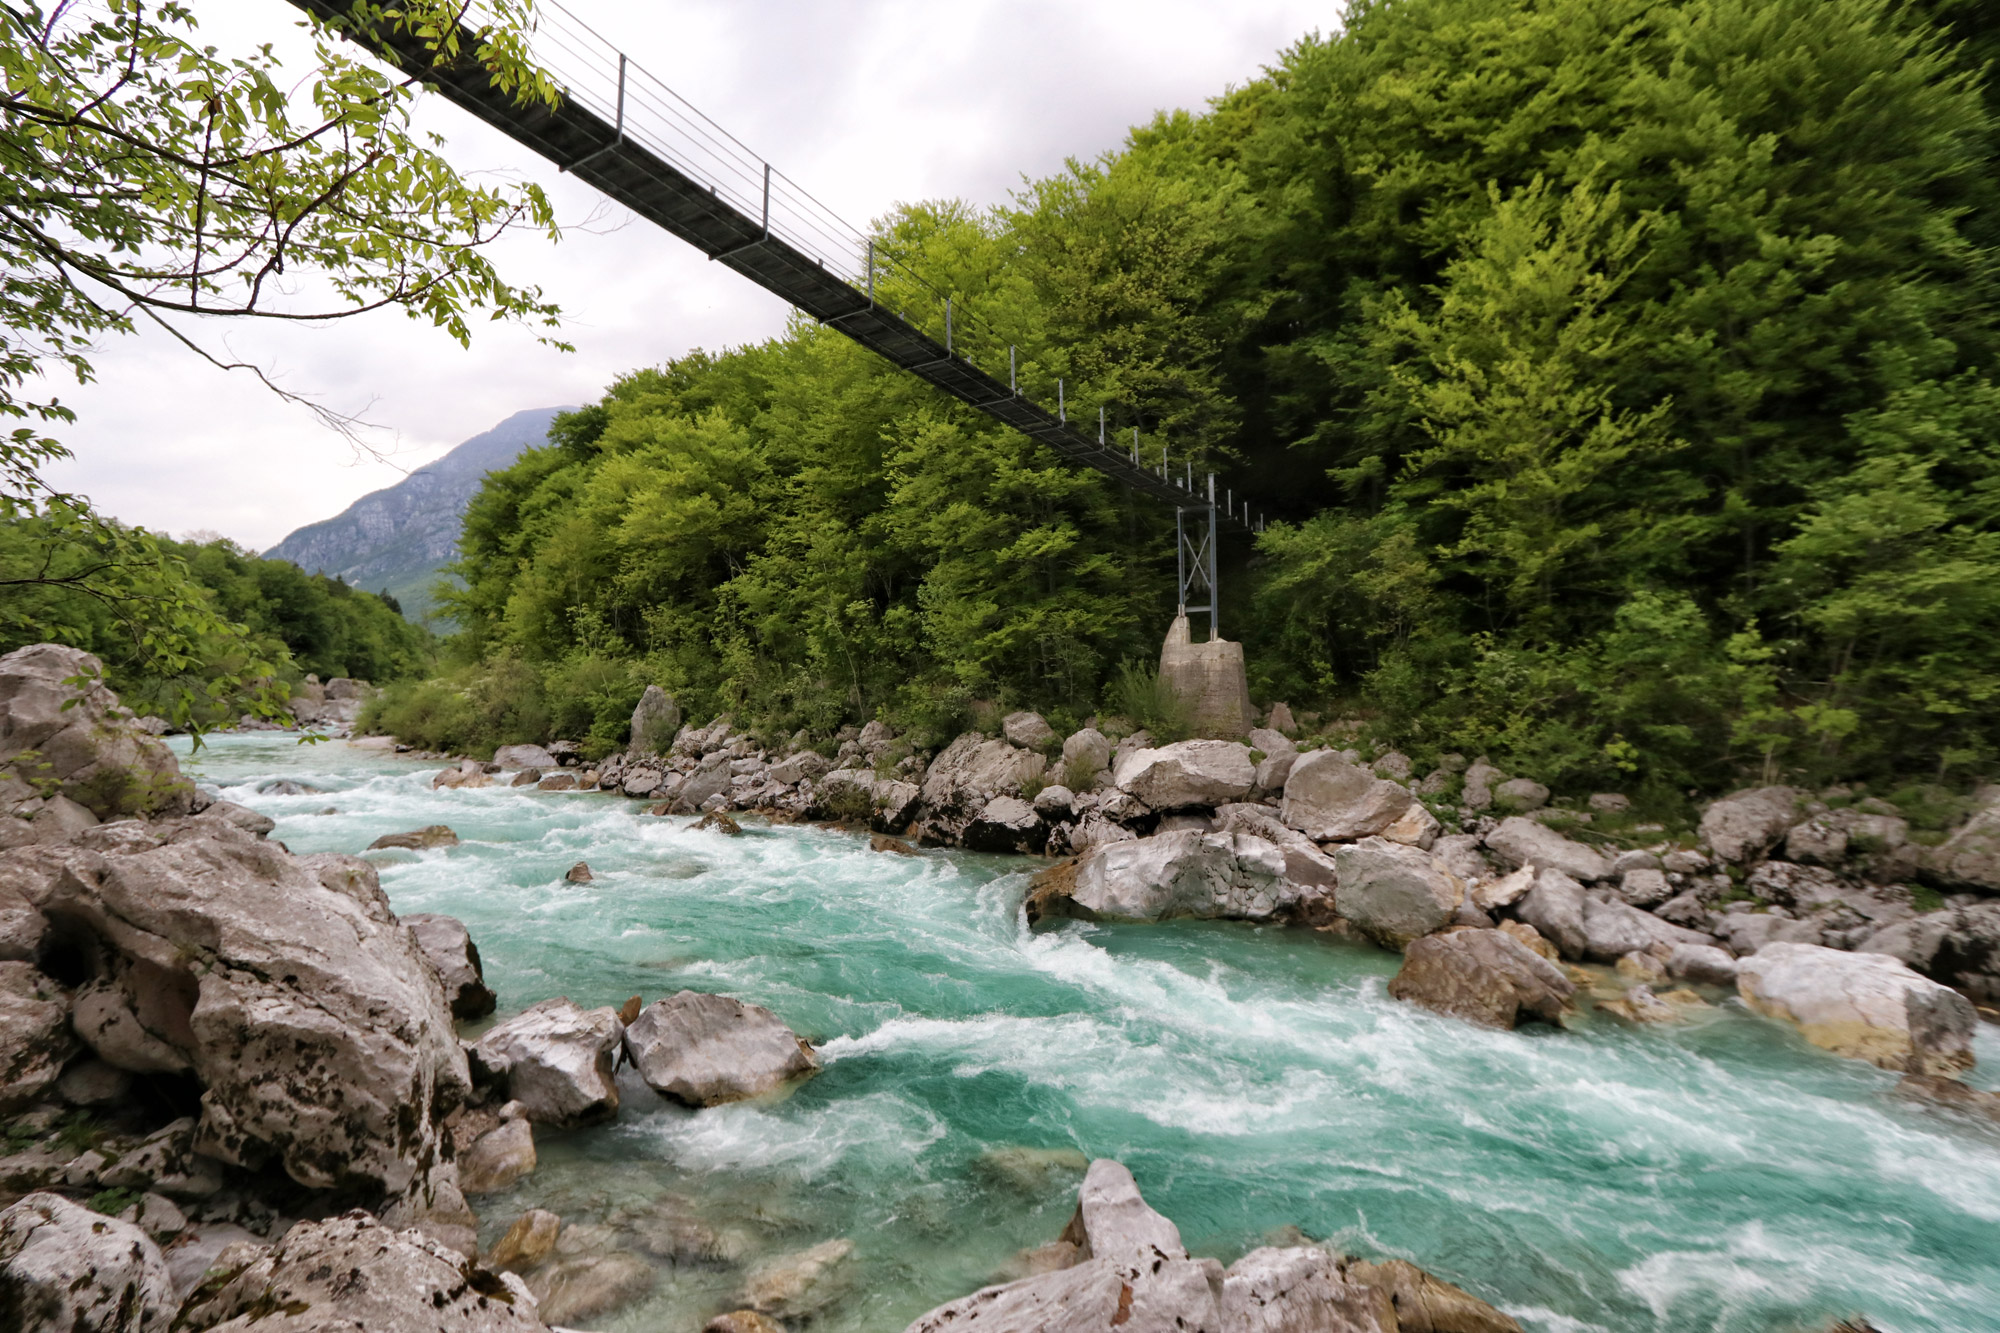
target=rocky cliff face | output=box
[262,407,567,622]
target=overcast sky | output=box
[44,0,1334,552]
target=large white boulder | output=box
[0,961,73,1112]
[1046,829,1303,923]
[0,644,193,830]
[623,990,819,1106]
[915,733,1046,844]
[1513,868,1589,959]
[628,685,682,757]
[179,1210,550,1333]
[1483,817,1611,881]
[10,815,467,1194]
[0,1192,176,1332]
[1213,804,1339,891]
[492,744,557,771]
[1737,942,1977,1074]
[1332,838,1464,949]
[470,998,623,1127]
[1222,1246,1396,1333]
[1580,896,1713,962]
[1925,791,2000,892]
[1002,711,1057,749]
[1112,740,1256,811]
[1699,787,1803,864]
[1279,752,1414,842]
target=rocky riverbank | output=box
[1,643,1983,1332]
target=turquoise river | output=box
[173,734,2000,1333]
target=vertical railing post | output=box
[761,163,771,238]
[1176,508,1187,617]
[946,298,952,354]
[1206,473,1219,640]
[1059,380,1065,424]
[615,54,627,135]
[1009,346,1016,394]
[866,239,874,306]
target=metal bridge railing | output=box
[437,0,1268,534]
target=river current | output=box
[173,734,2000,1333]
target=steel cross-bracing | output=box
[287,0,1261,535]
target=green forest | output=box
[0,512,432,722]
[390,0,2000,797]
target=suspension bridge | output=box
[290,0,1252,639]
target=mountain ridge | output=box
[264,406,566,623]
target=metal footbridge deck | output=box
[289,0,1259,542]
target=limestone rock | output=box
[1856,902,2000,1002]
[0,961,73,1112]
[29,816,467,1194]
[1061,728,1112,777]
[460,1118,536,1195]
[1581,896,1713,962]
[470,998,623,1127]
[563,861,593,884]
[1062,1158,1186,1267]
[1483,817,1610,881]
[741,1238,854,1321]
[0,1192,175,1333]
[179,1210,550,1333]
[1213,804,1340,895]
[55,1058,130,1108]
[368,824,459,851]
[1220,1246,1395,1333]
[1003,711,1057,749]
[1112,740,1256,811]
[403,913,497,1021]
[1617,868,1673,908]
[1379,801,1441,850]
[488,1209,561,1272]
[1034,784,1077,819]
[915,733,1046,844]
[965,795,1046,854]
[1491,778,1549,812]
[493,744,556,771]
[673,751,736,814]
[1667,943,1739,987]
[536,772,576,792]
[1461,760,1504,812]
[1333,839,1464,949]
[0,644,193,820]
[1346,1257,1522,1333]
[1737,942,1976,1074]
[1471,865,1534,912]
[1281,751,1416,842]
[708,1312,787,1333]
[1051,829,1301,923]
[1514,868,1589,960]
[1925,793,2000,892]
[1388,928,1575,1029]
[1896,1074,2000,1124]
[1699,787,1803,864]
[623,990,818,1106]
[629,686,682,757]
[768,750,830,786]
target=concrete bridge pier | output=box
[1160,614,1253,737]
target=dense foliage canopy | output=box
[0,0,556,725]
[439,0,2000,795]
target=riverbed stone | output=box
[0,1191,176,1332]
[1667,943,1740,987]
[1924,791,2000,892]
[488,1209,561,1272]
[1061,727,1113,778]
[1050,829,1301,923]
[1113,740,1257,811]
[1281,751,1415,842]
[965,795,1046,854]
[623,989,819,1106]
[493,744,557,771]
[741,1238,854,1321]
[1857,901,2000,1002]
[1388,928,1575,1030]
[1213,804,1340,893]
[1492,778,1549,812]
[916,733,1047,844]
[1737,942,1977,1074]
[1514,868,1590,959]
[471,998,623,1127]
[1333,838,1464,949]
[180,1210,549,1333]
[459,1118,536,1195]
[0,644,195,822]
[402,913,497,1021]
[1221,1246,1396,1333]
[1700,786,1804,864]
[1483,817,1611,881]
[1003,711,1057,749]
[1581,896,1713,962]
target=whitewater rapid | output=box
[176,734,2000,1333]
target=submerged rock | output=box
[488,1209,561,1272]
[368,824,460,851]
[1388,928,1575,1030]
[178,1210,549,1333]
[471,998,624,1127]
[740,1238,854,1321]
[1737,943,1976,1074]
[1345,1257,1522,1333]
[622,990,819,1106]
[0,1192,176,1332]
[459,1118,536,1195]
